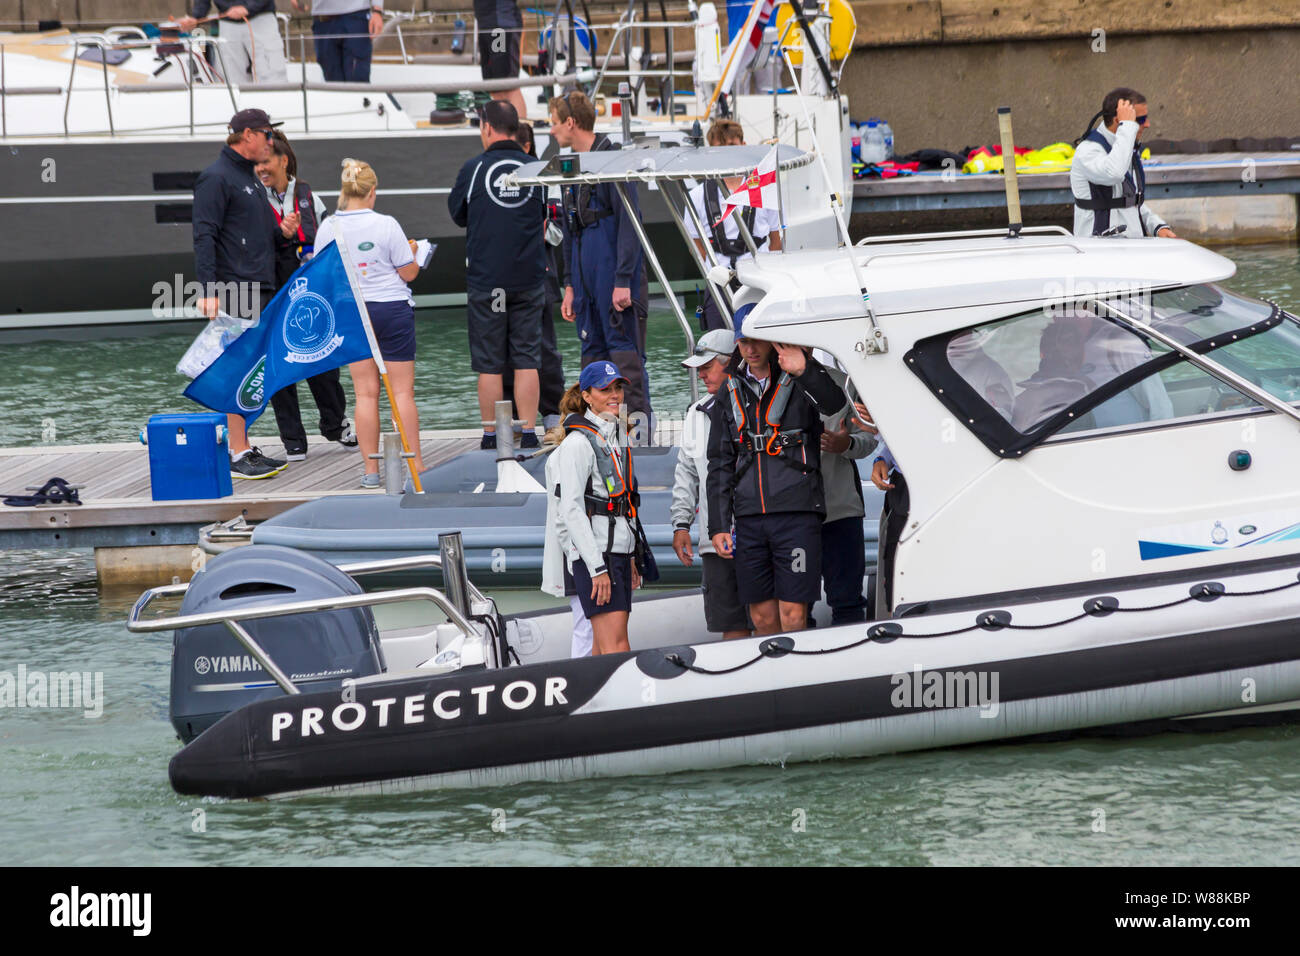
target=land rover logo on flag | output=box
[237,357,267,411]
[282,276,343,364]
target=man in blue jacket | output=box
[192,107,285,480]
[548,90,653,428]
[448,101,547,449]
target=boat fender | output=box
[868,622,903,643]
[636,645,696,679]
[759,636,794,658]
[1084,596,1120,617]
[1191,582,1226,601]
[977,609,1012,631]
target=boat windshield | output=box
[906,284,1292,457]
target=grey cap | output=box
[682,328,736,367]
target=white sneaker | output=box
[337,418,358,448]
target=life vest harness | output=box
[270,179,319,260]
[1074,129,1147,236]
[725,370,817,479]
[557,413,643,559]
[701,178,765,269]
[561,134,618,234]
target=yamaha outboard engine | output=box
[171,545,382,743]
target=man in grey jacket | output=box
[671,330,751,639]
[179,1,288,83]
[816,366,876,625]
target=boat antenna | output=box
[997,106,1023,238]
[776,44,887,354]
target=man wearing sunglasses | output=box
[1071,87,1176,239]
[191,108,287,480]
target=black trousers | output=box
[270,368,348,451]
[501,301,567,419]
[875,471,910,617]
[820,515,867,625]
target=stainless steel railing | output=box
[127,586,484,695]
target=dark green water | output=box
[2,244,1300,865]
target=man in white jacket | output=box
[1071,88,1176,240]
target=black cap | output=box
[228,108,283,134]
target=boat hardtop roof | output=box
[513,143,815,186]
[737,234,1238,341]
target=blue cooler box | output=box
[144,413,232,501]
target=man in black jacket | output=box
[448,100,547,449]
[707,311,845,635]
[192,107,285,480]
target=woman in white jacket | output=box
[541,362,643,655]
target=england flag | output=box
[717,146,780,223]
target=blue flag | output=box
[183,242,375,424]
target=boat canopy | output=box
[512,143,815,186]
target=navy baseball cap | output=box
[228,108,283,133]
[733,303,756,341]
[579,361,629,390]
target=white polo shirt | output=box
[684,182,782,263]
[314,208,415,304]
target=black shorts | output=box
[365,299,416,362]
[733,512,823,606]
[467,285,544,373]
[476,11,521,80]
[701,552,751,633]
[570,554,634,618]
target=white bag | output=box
[176,312,248,379]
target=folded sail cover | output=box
[184,242,374,424]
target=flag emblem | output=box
[282,277,341,363]
[237,358,267,413]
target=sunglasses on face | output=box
[1134,113,1150,126]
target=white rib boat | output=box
[128,143,1300,797]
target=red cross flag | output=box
[715,146,779,225]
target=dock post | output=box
[494,400,515,461]
[382,432,405,495]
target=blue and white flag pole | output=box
[334,236,424,494]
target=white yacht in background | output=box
[0,0,857,339]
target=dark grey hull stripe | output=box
[170,616,1300,798]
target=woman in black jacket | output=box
[256,130,355,460]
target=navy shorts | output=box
[365,299,416,362]
[733,512,823,606]
[570,553,634,618]
[475,0,521,80]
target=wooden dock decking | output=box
[0,430,480,551]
